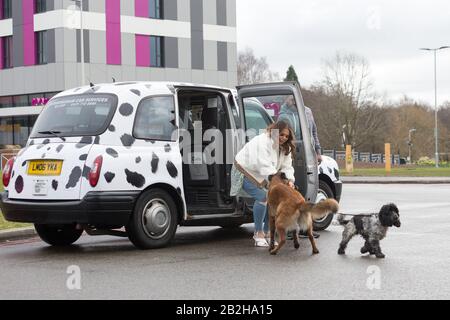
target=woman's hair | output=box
[267,121,296,158]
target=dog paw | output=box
[294,243,300,249]
[360,247,369,254]
[270,250,278,255]
[312,249,319,255]
[376,253,385,259]
[337,248,345,255]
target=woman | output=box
[231,121,296,247]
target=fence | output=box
[323,150,402,165]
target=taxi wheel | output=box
[126,188,178,250]
[34,224,83,246]
[313,180,335,231]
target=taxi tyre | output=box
[313,180,335,231]
[34,224,83,246]
[126,188,178,250]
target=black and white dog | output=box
[337,204,401,258]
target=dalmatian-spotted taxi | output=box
[0,81,341,249]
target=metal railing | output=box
[323,150,402,165]
[1,151,20,171]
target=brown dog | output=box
[267,172,339,255]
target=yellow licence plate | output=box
[27,160,63,176]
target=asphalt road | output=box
[1,184,450,300]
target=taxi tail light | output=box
[2,157,15,187]
[88,156,103,187]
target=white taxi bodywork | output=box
[9,83,185,209]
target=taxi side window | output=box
[134,96,177,141]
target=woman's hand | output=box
[288,181,295,189]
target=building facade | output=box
[0,0,237,147]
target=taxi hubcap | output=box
[141,198,171,239]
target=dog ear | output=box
[389,203,399,215]
[379,204,394,227]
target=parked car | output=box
[0,81,342,249]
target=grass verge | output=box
[0,171,31,230]
[0,215,31,231]
[341,167,450,177]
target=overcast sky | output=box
[236,0,450,106]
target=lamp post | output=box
[408,128,416,164]
[420,46,450,168]
[70,0,85,86]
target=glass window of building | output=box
[0,96,13,109]
[12,95,29,108]
[149,0,162,19]
[35,0,47,13]
[44,92,60,99]
[150,36,164,67]
[0,116,38,147]
[13,116,31,147]
[2,36,13,68]
[0,117,14,146]
[36,31,48,65]
[1,0,12,19]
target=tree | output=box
[302,86,344,150]
[438,102,450,131]
[237,48,280,85]
[438,102,450,159]
[318,51,384,150]
[284,65,299,82]
[383,99,437,160]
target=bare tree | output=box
[319,51,383,149]
[384,99,437,160]
[237,48,280,85]
[438,102,450,158]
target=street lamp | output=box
[408,128,416,164]
[420,46,450,168]
[70,0,85,86]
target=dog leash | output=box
[337,213,377,217]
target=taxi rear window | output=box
[31,94,118,138]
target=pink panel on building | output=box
[23,0,36,66]
[0,0,2,68]
[106,0,121,65]
[135,0,149,18]
[136,35,150,67]
[135,1,150,67]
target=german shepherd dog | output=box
[267,172,339,255]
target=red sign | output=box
[32,97,50,106]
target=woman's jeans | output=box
[242,177,269,234]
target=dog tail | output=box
[301,199,339,220]
[336,213,349,225]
